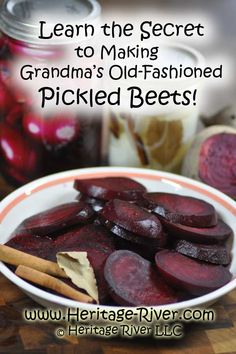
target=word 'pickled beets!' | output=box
[38,86,197,108]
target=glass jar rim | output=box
[0,0,101,45]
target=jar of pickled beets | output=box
[0,0,102,186]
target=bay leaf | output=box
[56,251,99,303]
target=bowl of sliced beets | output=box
[0,166,235,312]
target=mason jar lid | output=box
[0,0,101,44]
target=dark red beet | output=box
[155,250,232,296]
[143,192,217,227]
[175,240,231,265]
[6,234,53,260]
[74,177,146,201]
[102,217,167,249]
[100,199,163,240]
[112,236,163,261]
[160,218,232,244]
[53,225,115,254]
[77,193,105,212]
[107,225,167,261]
[20,202,94,236]
[199,133,236,199]
[23,111,80,146]
[0,123,40,175]
[104,250,179,306]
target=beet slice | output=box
[53,224,115,253]
[103,217,168,260]
[19,202,94,236]
[104,250,178,306]
[160,218,232,244]
[6,234,53,260]
[116,239,160,261]
[199,133,236,199]
[102,217,167,249]
[77,193,105,212]
[100,199,163,240]
[74,177,146,201]
[143,192,217,227]
[175,240,231,265]
[155,250,232,295]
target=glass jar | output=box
[108,44,204,173]
[0,0,102,186]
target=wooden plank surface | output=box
[0,178,236,353]
[0,276,236,354]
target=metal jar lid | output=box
[0,0,101,44]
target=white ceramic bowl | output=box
[0,167,235,312]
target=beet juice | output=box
[0,0,102,186]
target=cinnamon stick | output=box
[0,244,67,278]
[15,265,94,303]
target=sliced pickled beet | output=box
[100,199,163,239]
[53,225,115,254]
[155,250,232,295]
[77,193,105,212]
[102,217,167,249]
[175,240,231,265]
[161,218,232,244]
[20,202,94,236]
[104,220,167,260]
[104,250,179,306]
[199,133,236,199]
[23,112,80,146]
[74,177,146,201]
[112,236,164,261]
[143,192,217,227]
[0,123,40,175]
[6,234,53,259]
